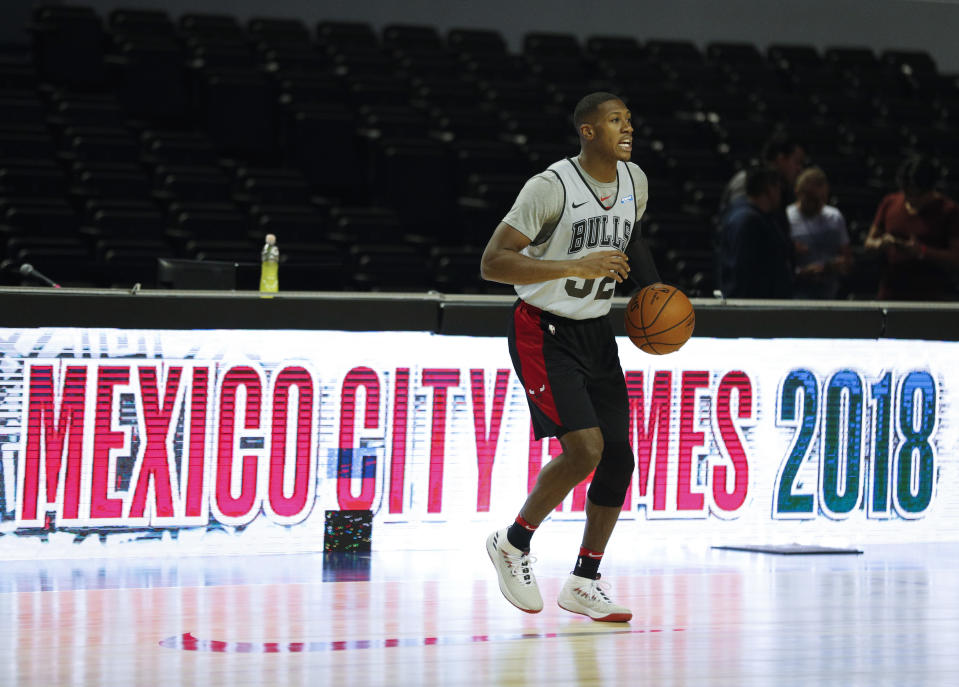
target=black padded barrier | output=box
[0,287,439,332]
[882,306,959,342]
[2,287,959,341]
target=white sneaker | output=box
[557,573,632,622]
[485,528,543,613]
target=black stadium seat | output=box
[382,24,445,53]
[767,44,821,69]
[368,137,452,236]
[1,199,80,238]
[141,131,220,167]
[171,204,250,241]
[184,238,257,261]
[248,17,312,47]
[0,163,68,198]
[179,13,248,44]
[349,243,432,291]
[235,167,313,206]
[197,71,276,157]
[0,95,46,127]
[279,103,363,200]
[70,163,153,202]
[584,35,643,61]
[430,245,485,292]
[85,202,168,239]
[153,165,234,203]
[108,8,178,38]
[325,206,402,246]
[447,28,507,58]
[707,42,764,68]
[253,204,326,243]
[316,20,380,52]
[0,49,39,91]
[645,39,704,65]
[110,40,190,123]
[67,128,142,164]
[31,5,107,89]
[98,239,174,287]
[6,235,93,286]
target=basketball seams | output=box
[641,311,695,339]
[637,289,649,337]
[642,287,678,331]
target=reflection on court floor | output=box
[1,543,957,686]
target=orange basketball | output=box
[624,283,695,355]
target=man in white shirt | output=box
[787,167,851,299]
[481,92,663,622]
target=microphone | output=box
[19,263,62,288]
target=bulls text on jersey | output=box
[568,215,632,254]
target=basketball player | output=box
[481,92,662,622]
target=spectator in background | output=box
[864,155,959,300]
[788,167,852,299]
[718,132,806,219]
[718,166,794,298]
[715,132,805,286]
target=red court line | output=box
[160,627,686,653]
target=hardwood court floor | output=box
[2,536,959,686]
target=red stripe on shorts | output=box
[513,302,561,425]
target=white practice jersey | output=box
[513,158,640,319]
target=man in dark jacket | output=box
[718,133,806,217]
[718,166,794,298]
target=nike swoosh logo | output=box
[600,194,612,202]
[572,200,588,208]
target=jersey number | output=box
[564,277,616,300]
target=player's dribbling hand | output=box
[573,250,630,282]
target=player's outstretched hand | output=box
[572,250,630,282]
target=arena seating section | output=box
[1,5,958,295]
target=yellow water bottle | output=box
[259,233,279,294]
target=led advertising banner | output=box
[0,328,956,558]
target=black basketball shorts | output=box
[507,299,630,441]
